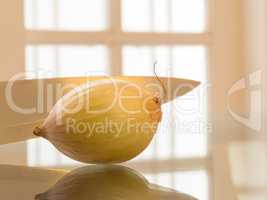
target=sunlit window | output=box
[24,0,210,199]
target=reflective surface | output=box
[0,165,198,200]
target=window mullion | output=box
[110,45,122,75]
[26,31,211,45]
[110,0,122,33]
[109,0,122,75]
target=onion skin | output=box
[34,79,162,163]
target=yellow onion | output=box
[33,78,162,163]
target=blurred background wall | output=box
[0,0,27,165]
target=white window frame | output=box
[25,0,211,167]
[25,0,211,76]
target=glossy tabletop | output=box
[0,164,198,200]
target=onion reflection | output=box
[35,165,197,200]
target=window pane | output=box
[172,0,206,33]
[122,0,206,32]
[123,45,208,159]
[26,45,110,78]
[25,0,108,31]
[122,0,151,32]
[123,45,206,81]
